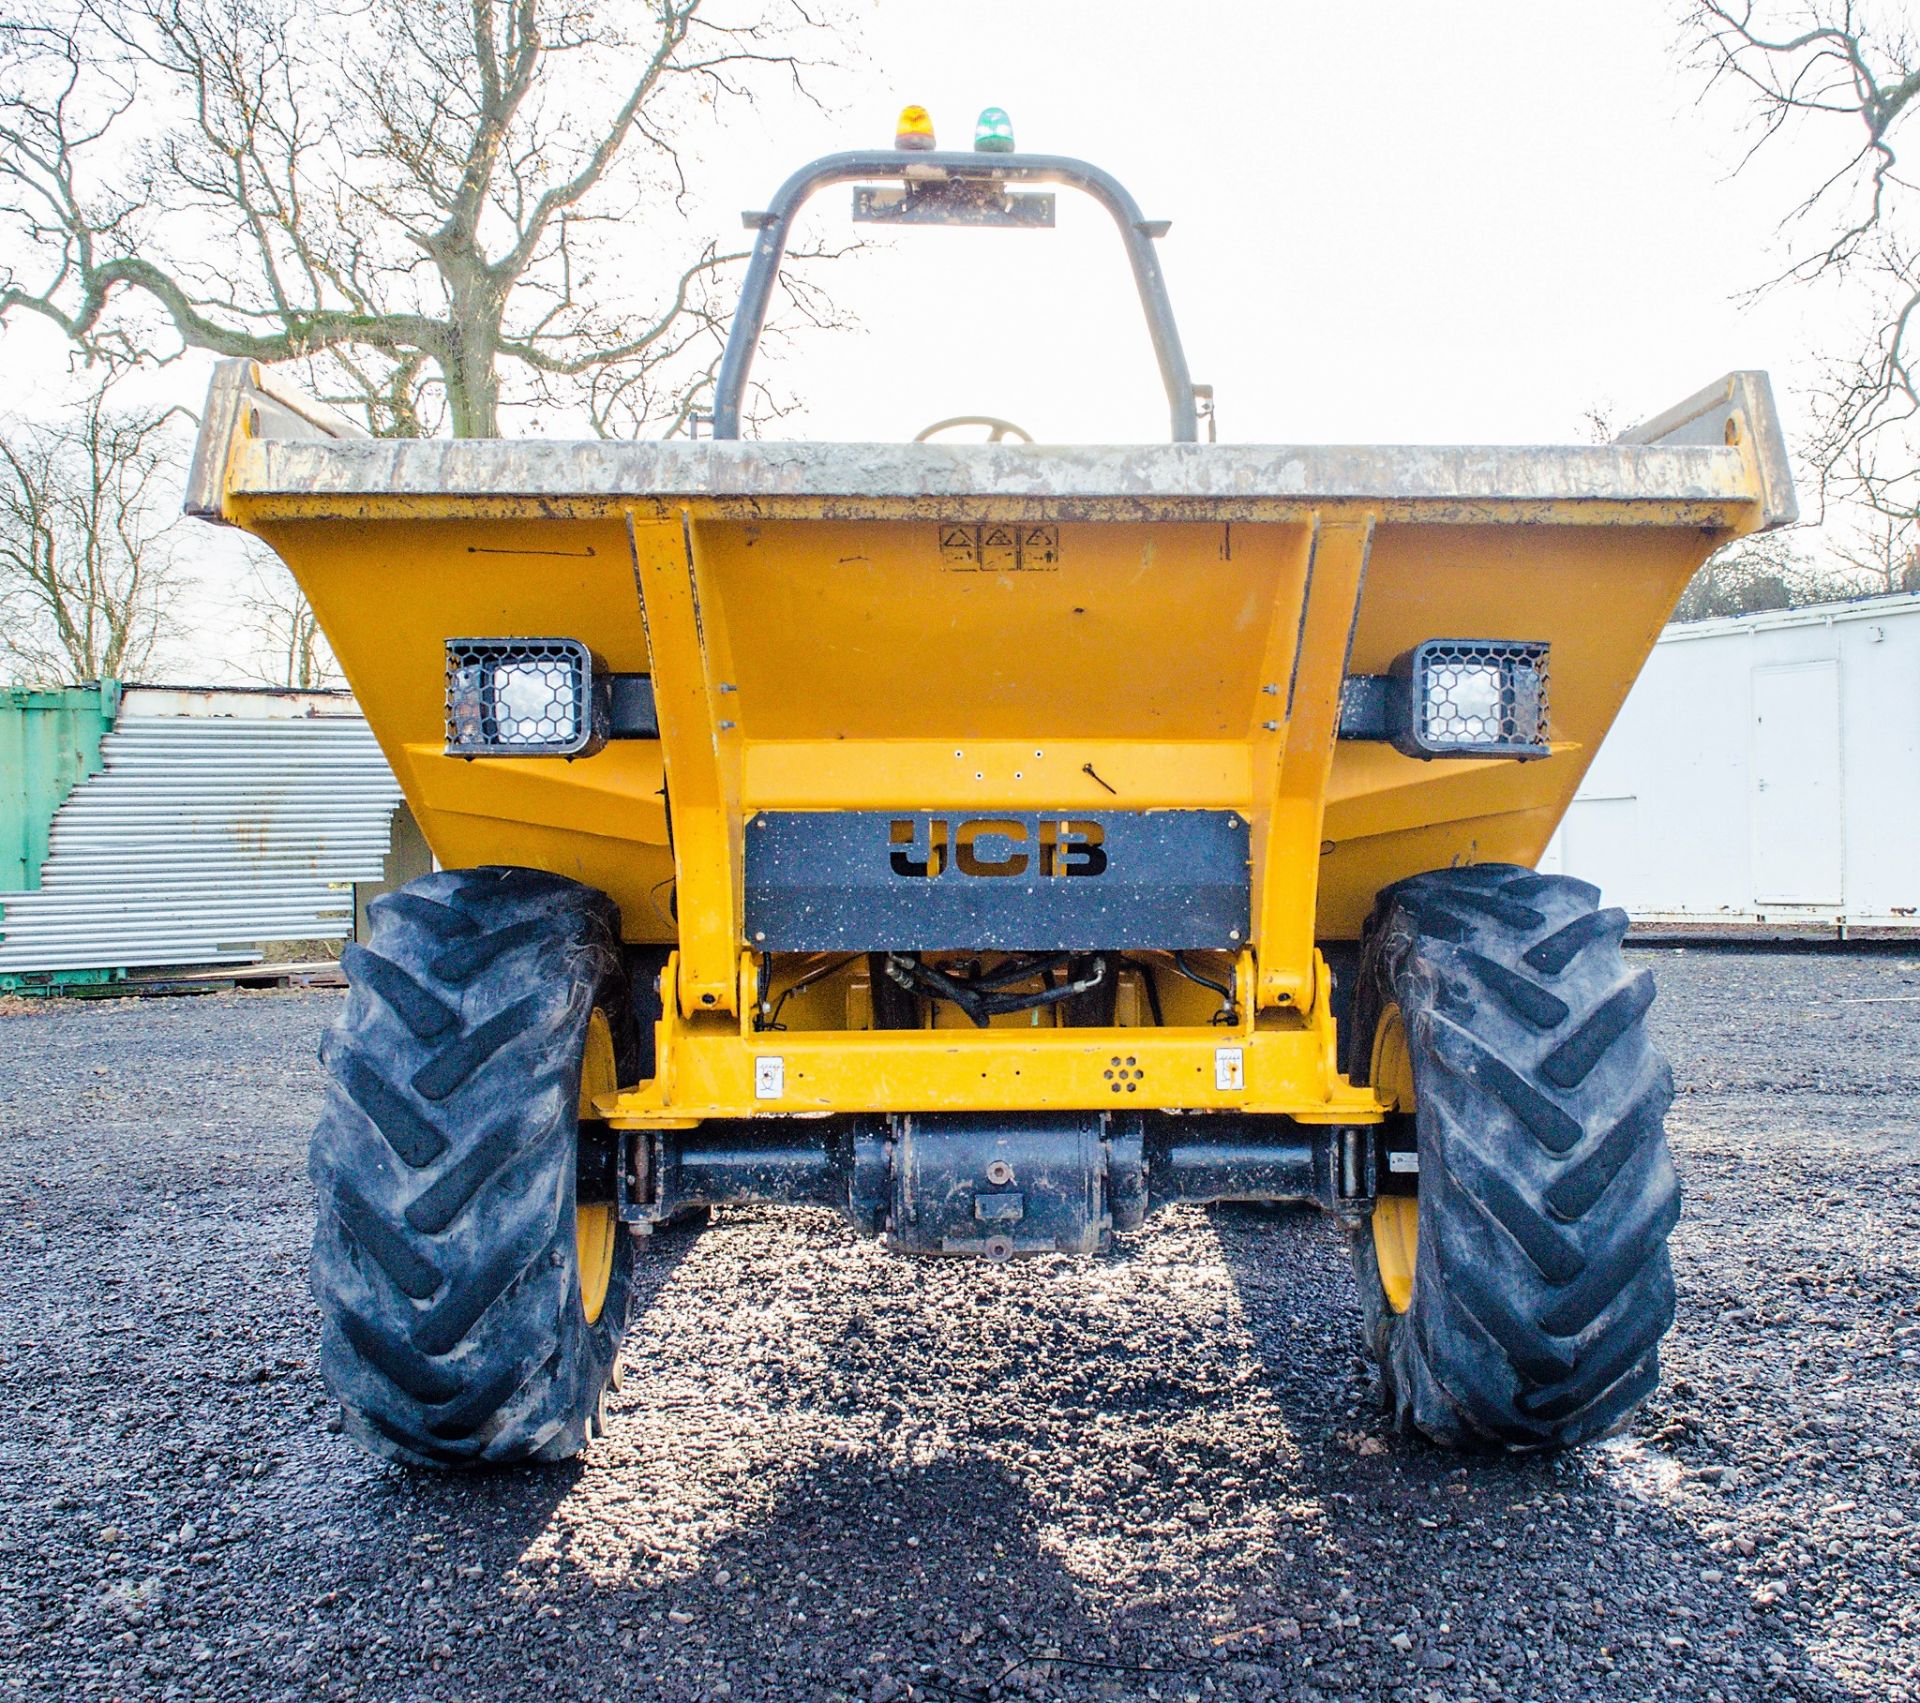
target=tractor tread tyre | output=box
[311,866,639,1468]
[1350,863,1678,1451]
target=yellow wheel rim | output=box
[1370,1002,1419,1315]
[576,1007,618,1325]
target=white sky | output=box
[3,0,1861,678]
[758,0,1832,447]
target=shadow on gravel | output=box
[433,1203,1843,1703]
[390,1200,1882,1703]
[663,1454,1136,1701]
[1209,1202,1870,1703]
[212,1225,716,1694]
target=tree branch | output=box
[1,0,858,437]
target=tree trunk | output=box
[444,358,500,438]
[442,274,505,438]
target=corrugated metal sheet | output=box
[0,707,402,974]
[0,680,120,890]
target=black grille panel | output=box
[444,638,601,758]
[1409,640,1550,758]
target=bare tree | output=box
[1829,468,1920,590]
[0,385,186,683]
[234,551,341,689]
[0,0,852,440]
[1686,2,1920,518]
[1673,529,1815,620]
[1671,521,1904,620]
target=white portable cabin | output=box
[1541,591,1920,935]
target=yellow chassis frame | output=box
[602,948,1380,1130]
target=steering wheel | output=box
[914,415,1035,444]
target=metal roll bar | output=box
[711,150,1200,443]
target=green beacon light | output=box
[973,106,1015,154]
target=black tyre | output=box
[312,866,641,1467]
[1347,864,1678,1450]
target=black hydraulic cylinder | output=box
[1143,1116,1322,1208]
[657,1122,867,1213]
[640,1112,1366,1251]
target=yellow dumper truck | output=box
[188,124,1795,1467]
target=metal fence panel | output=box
[0,707,401,975]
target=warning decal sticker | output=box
[936,523,1060,572]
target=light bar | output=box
[1404,640,1549,758]
[445,638,608,759]
[1337,640,1551,760]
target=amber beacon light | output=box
[893,104,936,151]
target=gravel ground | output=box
[1,946,1916,1703]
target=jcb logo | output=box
[889,818,1108,879]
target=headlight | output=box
[1401,640,1550,759]
[445,638,608,758]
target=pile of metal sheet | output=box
[0,688,401,979]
